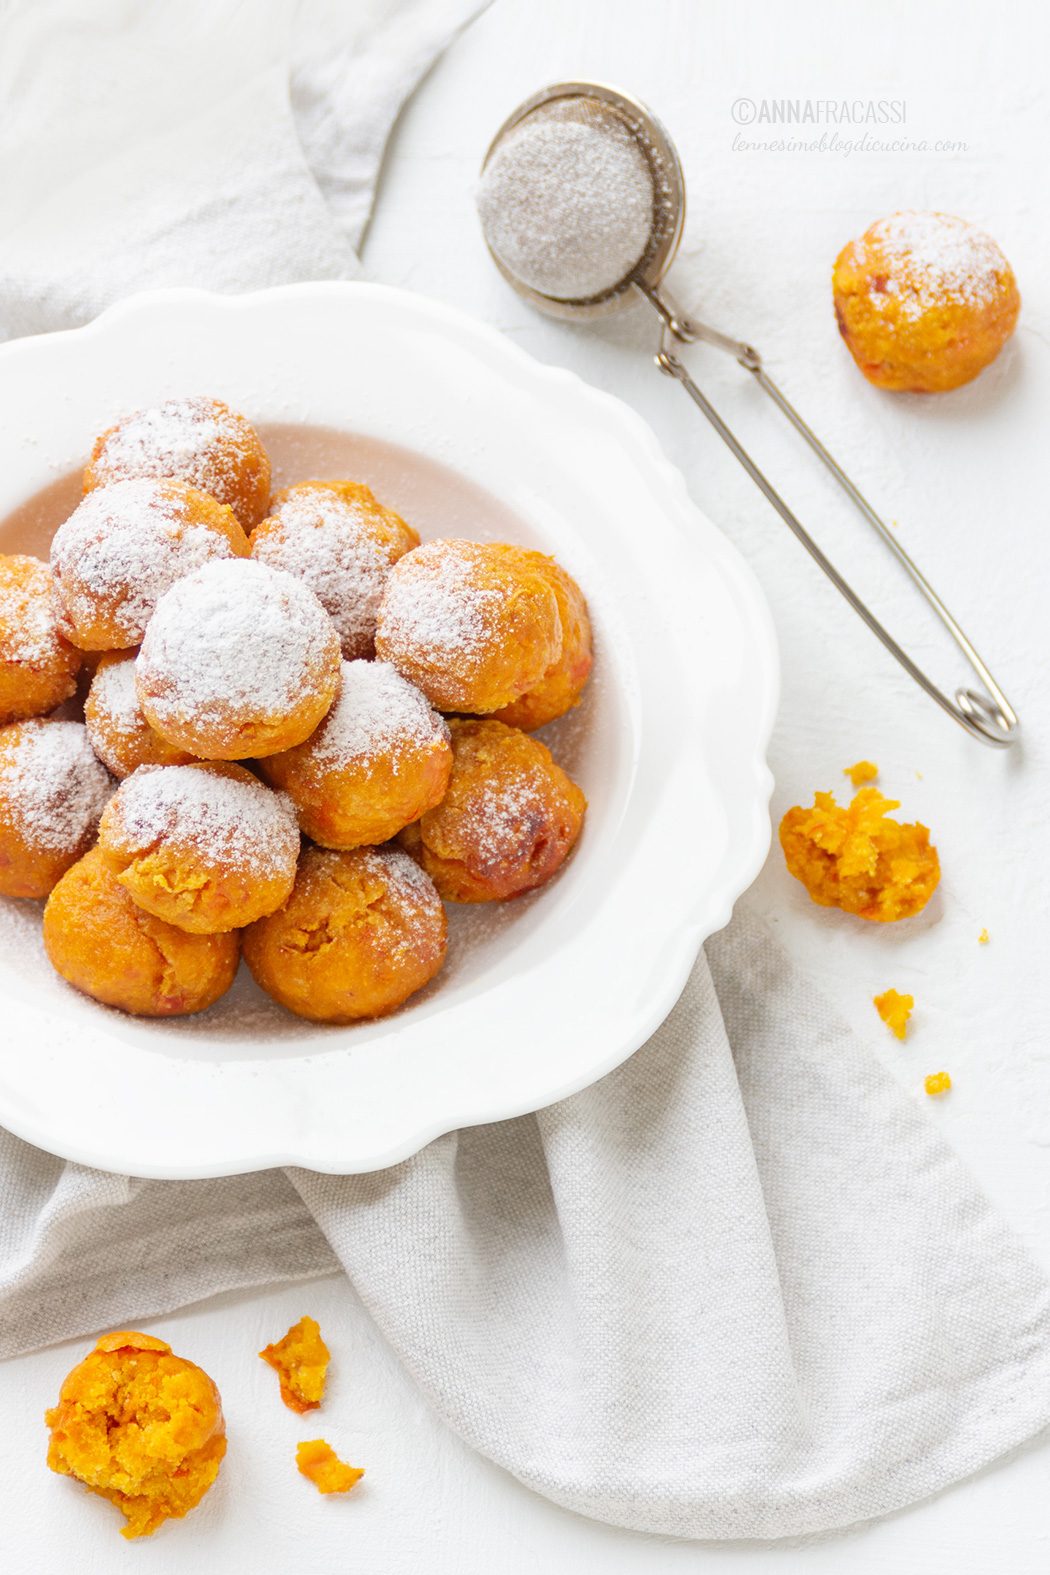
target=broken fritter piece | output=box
[259,1315,330,1413]
[296,1439,364,1496]
[873,988,914,1041]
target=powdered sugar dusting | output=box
[860,212,1009,321]
[51,479,238,643]
[111,764,299,876]
[89,396,255,504]
[87,654,141,735]
[0,555,69,666]
[253,489,399,658]
[137,559,338,731]
[458,773,549,868]
[362,842,443,913]
[478,102,654,301]
[306,660,449,770]
[377,542,508,676]
[85,654,159,774]
[0,720,113,852]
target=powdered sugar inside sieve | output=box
[477,98,656,303]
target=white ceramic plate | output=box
[0,283,777,1178]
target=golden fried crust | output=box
[779,788,940,922]
[50,480,250,651]
[261,729,452,848]
[84,396,271,530]
[250,480,419,661]
[398,718,586,903]
[304,480,418,548]
[43,846,239,1015]
[97,761,300,934]
[491,553,593,730]
[259,661,453,849]
[85,652,198,778]
[375,539,563,714]
[45,1330,226,1540]
[259,479,419,557]
[242,844,447,1023]
[0,814,91,902]
[135,559,342,761]
[0,719,112,899]
[832,212,1020,392]
[0,554,82,724]
[140,667,340,762]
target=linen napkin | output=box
[2,0,1050,1543]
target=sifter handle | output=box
[640,284,1019,748]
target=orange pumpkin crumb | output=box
[844,759,878,787]
[874,988,914,1040]
[45,1330,226,1539]
[259,1316,330,1414]
[978,928,990,945]
[296,1439,364,1496]
[779,787,939,922]
[925,1070,952,1096]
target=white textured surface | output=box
[2,0,1050,1568]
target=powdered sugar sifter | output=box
[477,81,1019,748]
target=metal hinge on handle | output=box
[641,283,1020,748]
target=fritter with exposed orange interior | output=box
[0,554,82,724]
[259,1315,331,1413]
[43,846,239,1015]
[250,480,419,660]
[85,652,197,778]
[832,211,1019,393]
[779,786,939,922]
[50,479,249,651]
[398,718,586,903]
[243,844,447,1023]
[136,558,341,759]
[0,719,112,898]
[259,659,452,848]
[375,539,562,714]
[45,1330,226,1539]
[84,395,271,530]
[492,552,592,731]
[97,761,300,933]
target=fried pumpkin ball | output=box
[259,659,452,848]
[97,761,300,933]
[0,554,82,724]
[250,480,419,660]
[50,478,249,651]
[136,558,341,760]
[779,787,940,922]
[45,1330,226,1540]
[832,211,1020,393]
[243,844,447,1023]
[375,538,562,714]
[43,846,239,1015]
[491,552,593,730]
[85,651,197,778]
[398,718,586,903]
[84,395,271,530]
[0,719,112,898]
